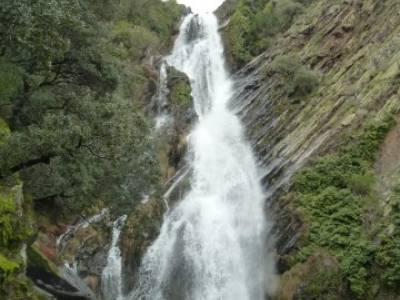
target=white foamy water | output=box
[131,13,275,300]
[102,216,127,300]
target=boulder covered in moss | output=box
[166,66,194,124]
[121,198,165,293]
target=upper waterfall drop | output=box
[175,0,225,14]
[132,13,275,300]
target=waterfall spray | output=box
[132,13,275,300]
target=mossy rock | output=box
[0,252,50,300]
[121,198,165,291]
[167,66,193,113]
[27,246,59,277]
[0,253,19,283]
[0,186,33,252]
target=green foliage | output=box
[292,68,320,97]
[300,269,343,299]
[167,67,193,112]
[226,3,254,65]
[0,254,46,300]
[292,116,395,297]
[271,54,319,98]
[349,172,375,195]
[271,54,302,77]
[111,21,159,61]
[170,81,192,109]
[376,183,400,289]
[0,189,33,252]
[348,117,396,162]
[0,0,185,217]
[124,0,183,41]
[0,59,23,105]
[0,253,19,283]
[225,0,309,66]
[0,0,184,298]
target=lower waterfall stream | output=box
[129,12,275,300]
[102,216,127,300]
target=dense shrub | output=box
[292,116,395,298]
[292,68,320,97]
[271,54,319,98]
[225,0,310,67]
[376,183,400,289]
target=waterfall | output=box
[102,215,127,300]
[155,62,170,130]
[131,13,275,300]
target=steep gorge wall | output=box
[221,0,400,298]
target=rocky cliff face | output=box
[221,0,400,298]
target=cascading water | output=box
[102,215,127,300]
[155,62,170,130]
[132,13,275,300]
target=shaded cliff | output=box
[221,0,400,298]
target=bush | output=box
[349,172,375,195]
[112,22,159,61]
[274,0,305,31]
[291,117,396,297]
[271,54,302,77]
[225,4,253,65]
[292,68,320,97]
[271,54,319,98]
[376,184,400,289]
[225,0,308,66]
[0,59,22,106]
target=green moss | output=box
[2,272,50,300]
[291,115,396,298]
[0,184,39,298]
[0,188,33,253]
[170,80,192,109]
[0,253,19,282]
[0,254,46,300]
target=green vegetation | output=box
[167,67,193,112]
[291,116,396,298]
[271,54,319,98]
[224,0,310,67]
[0,0,184,216]
[376,182,400,289]
[0,1,185,298]
[0,187,42,299]
[0,188,33,254]
[0,253,19,284]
